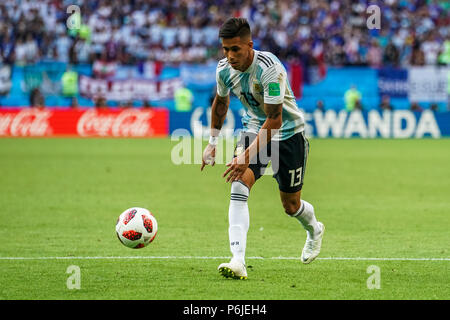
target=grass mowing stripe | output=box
[0,256,449,261]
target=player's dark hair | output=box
[219,17,251,39]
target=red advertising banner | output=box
[0,108,169,137]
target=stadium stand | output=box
[0,0,448,110]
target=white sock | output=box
[228,181,250,265]
[292,200,321,238]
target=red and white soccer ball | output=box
[115,207,158,249]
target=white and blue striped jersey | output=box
[216,49,305,141]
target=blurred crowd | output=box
[0,0,449,68]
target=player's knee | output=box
[231,180,250,200]
[282,198,300,216]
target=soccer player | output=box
[201,17,325,280]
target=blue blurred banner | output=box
[169,109,450,138]
[408,67,449,103]
[377,68,408,98]
[179,62,217,89]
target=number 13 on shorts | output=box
[289,167,303,187]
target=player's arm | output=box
[224,62,286,182]
[245,102,282,163]
[223,103,282,182]
[201,61,231,171]
[211,93,230,135]
[245,64,286,162]
[201,93,230,171]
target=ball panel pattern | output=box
[122,230,142,241]
[123,209,137,225]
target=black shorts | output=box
[233,131,310,193]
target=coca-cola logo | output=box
[77,109,154,137]
[0,109,51,136]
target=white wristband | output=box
[209,136,218,146]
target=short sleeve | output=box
[261,64,286,105]
[216,67,230,97]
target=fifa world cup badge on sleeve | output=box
[268,82,280,96]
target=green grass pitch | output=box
[0,137,448,300]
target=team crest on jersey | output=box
[253,81,261,93]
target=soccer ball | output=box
[115,207,158,249]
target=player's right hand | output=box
[201,143,216,171]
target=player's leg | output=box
[228,168,254,266]
[281,191,325,264]
[274,132,325,264]
[219,132,266,279]
[280,190,321,238]
[218,168,255,279]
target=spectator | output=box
[0,0,448,68]
[410,102,423,112]
[438,38,450,65]
[421,32,442,66]
[367,39,382,68]
[40,33,56,61]
[93,88,107,108]
[315,100,325,112]
[383,40,400,67]
[0,63,12,96]
[174,85,193,112]
[0,33,15,65]
[379,95,394,111]
[70,96,79,109]
[430,103,439,112]
[14,36,28,66]
[54,28,72,63]
[344,85,362,112]
[61,65,78,98]
[410,39,426,66]
[72,37,93,64]
[30,87,44,107]
[143,100,152,108]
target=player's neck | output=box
[240,49,255,72]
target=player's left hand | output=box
[223,153,249,183]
